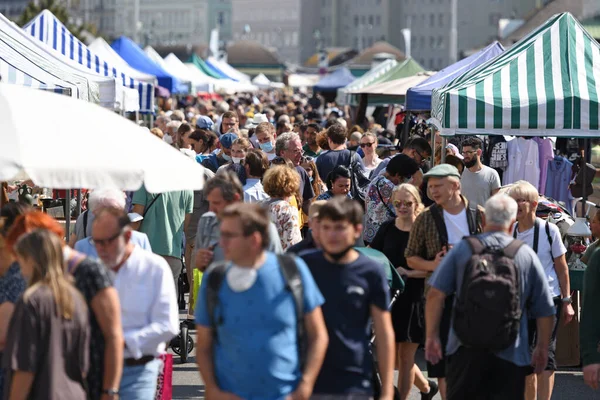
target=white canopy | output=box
[89,38,157,84]
[164,53,213,93]
[184,63,257,94]
[144,46,191,92]
[206,56,251,82]
[252,73,271,88]
[0,83,205,192]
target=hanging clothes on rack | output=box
[545,156,573,205]
[503,137,540,189]
[533,137,554,195]
[484,135,508,181]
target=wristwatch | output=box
[102,389,119,396]
[561,296,573,304]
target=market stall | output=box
[111,36,187,95]
[25,10,155,113]
[431,12,600,366]
[164,53,214,93]
[336,58,399,105]
[144,46,192,93]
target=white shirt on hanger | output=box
[503,137,540,189]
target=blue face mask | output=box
[309,176,314,183]
[222,153,232,162]
[260,141,274,152]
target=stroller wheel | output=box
[180,325,189,363]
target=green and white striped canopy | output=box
[431,12,600,137]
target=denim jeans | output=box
[120,359,161,400]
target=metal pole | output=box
[65,190,71,240]
[441,136,447,163]
[449,0,458,65]
[581,144,587,218]
[76,189,82,217]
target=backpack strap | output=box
[143,193,162,218]
[545,220,553,248]
[465,236,486,255]
[206,262,229,343]
[82,210,89,238]
[277,254,306,371]
[533,219,540,253]
[429,205,449,249]
[466,207,480,235]
[503,239,524,259]
[374,179,395,219]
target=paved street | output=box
[170,308,598,400]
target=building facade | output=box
[208,0,232,43]
[0,0,28,20]
[231,0,320,65]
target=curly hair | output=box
[263,166,300,199]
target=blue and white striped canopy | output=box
[0,60,71,96]
[24,10,155,113]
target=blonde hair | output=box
[393,183,424,216]
[232,137,252,151]
[14,229,77,319]
[508,180,538,203]
[150,128,164,139]
[263,166,300,199]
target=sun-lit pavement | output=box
[170,307,597,400]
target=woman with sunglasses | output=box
[369,184,438,400]
[360,132,382,176]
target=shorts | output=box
[447,346,529,400]
[426,295,453,378]
[527,296,562,373]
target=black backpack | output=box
[453,237,524,352]
[205,254,306,369]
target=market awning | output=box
[24,10,155,112]
[314,67,355,92]
[432,12,600,137]
[405,41,504,111]
[350,71,435,106]
[336,59,398,105]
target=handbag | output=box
[154,353,173,400]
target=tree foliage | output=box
[18,0,98,42]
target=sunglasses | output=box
[90,229,123,247]
[360,142,375,148]
[301,155,314,163]
[393,200,414,208]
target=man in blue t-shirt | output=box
[300,197,395,399]
[195,203,328,400]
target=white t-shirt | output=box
[513,218,566,297]
[443,208,470,246]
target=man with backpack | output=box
[300,197,395,400]
[194,203,329,400]
[405,164,482,400]
[424,194,556,399]
[508,180,574,400]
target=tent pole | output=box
[441,136,447,163]
[401,110,411,147]
[76,189,82,218]
[65,190,71,241]
[581,142,587,218]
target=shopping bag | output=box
[193,268,204,307]
[154,353,173,400]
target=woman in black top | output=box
[370,184,437,400]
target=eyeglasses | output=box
[462,150,477,156]
[90,230,123,247]
[393,200,414,208]
[360,142,375,148]
[415,149,430,162]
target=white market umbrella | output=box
[252,73,271,89]
[0,83,204,192]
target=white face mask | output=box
[163,134,173,145]
[226,265,258,292]
[232,157,244,164]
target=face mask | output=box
[222,153,232,162]
[226,265,258,292]
[163,135,173,145]
[260,141,274,153]
[325,245,354,262]
[309,176,314,183]
[232,157,244,164]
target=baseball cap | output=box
[423,164,461,179]
[220,132,239,149]
[196,115,214,130]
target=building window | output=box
[420,37,425,47]
[376,15,381,26]
[430,37,435,48]
[430,59,435,68]
[354,37,359,48]
[218,11,224,26]
[369,15,373,25]
[354,15,359,26]
[430,14,435,26]
[438,58,444,69]
[361,15,366,24]
[438,13,443,27]
[437,36,444,48]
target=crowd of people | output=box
[0,91,598,400]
